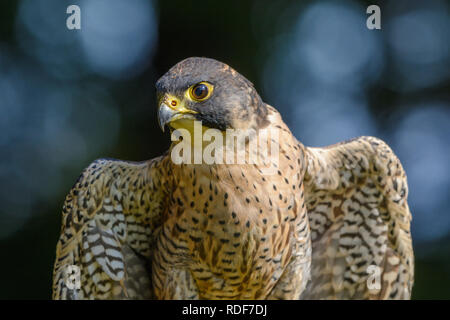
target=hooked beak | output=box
[157,96,197,132]
[158,103,175,132]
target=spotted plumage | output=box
[53,57,413,299]
[300,137,414,299]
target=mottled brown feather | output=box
[53,157,171,299]
[300,136,414,299]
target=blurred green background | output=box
[0,0,449,299]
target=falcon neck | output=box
[167,122,280,170]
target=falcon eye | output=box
[189,82,213,102]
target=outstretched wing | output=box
[300,136,414,299]
[52,157,170,299]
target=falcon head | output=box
[156,57,268,132]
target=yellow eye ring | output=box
[189,82,213,102]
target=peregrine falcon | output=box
[52,57,414,299]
